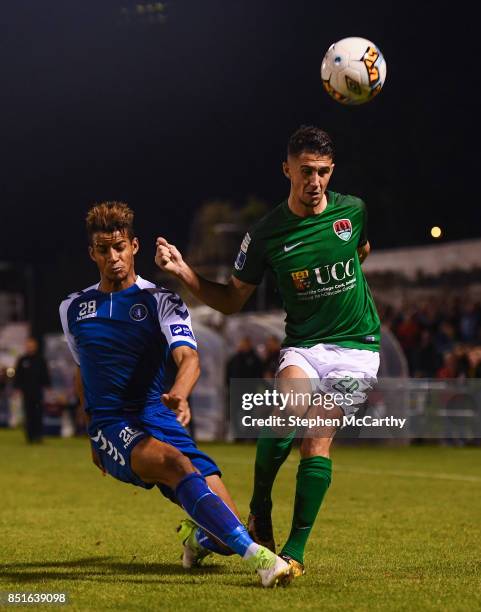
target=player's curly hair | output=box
[287,125,335,160]
[86,201,135,243]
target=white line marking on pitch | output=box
[334,465,481,484]
[216,456,481,484]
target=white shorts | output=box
[277,343,380,416]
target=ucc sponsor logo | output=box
[291,257,355,291]
[314,257,355,284]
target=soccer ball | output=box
[321,37,386,105]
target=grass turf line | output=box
[0,429,480,611]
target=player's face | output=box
[25,338,38,355]
[283,152,334,209]
[89,230,139,287]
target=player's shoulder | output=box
[330,190,366,211]
[135,276,158,293]
[246,201,287,240]
[59,282,99,311]
[256,201,287,228]
[136,276,186,311]
[136,276,180,300]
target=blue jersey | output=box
[59,276,197,417]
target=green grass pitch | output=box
[1,429,480,611]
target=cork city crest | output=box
[333,219,352,241]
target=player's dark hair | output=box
[86,201,135,243]
[287,125,335,160]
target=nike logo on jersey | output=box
[283,241,303,252]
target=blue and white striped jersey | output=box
[59,276,197,415]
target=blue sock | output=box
[195,528,233,556]
[175,473,254,557]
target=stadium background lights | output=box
[120,2,166,23]
[430,226,442,239]
[135,3,165,14]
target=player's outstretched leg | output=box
[132,437,292,587]
[177,518,215,568]
[175,472,292,587]
[177,517,292,588]
[177,475,239,568]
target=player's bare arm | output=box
[357,240,370,263]
[162,345,200,427]
[155,237,256,314]
[74,366,84,409]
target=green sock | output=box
[280,456,332,564]
[249,430,296,516]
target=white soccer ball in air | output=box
[321,37,387,105]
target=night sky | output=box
[0,0,477,332]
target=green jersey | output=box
[232,190,380,351]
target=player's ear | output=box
[88,245,96,262]
[132,237,139,255]
[282,161,290,179]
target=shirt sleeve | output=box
[59,299,80,366]
[158,293,197,350]
[231,229,267,285]
[358,200,369,248]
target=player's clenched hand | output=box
[155,237,184,276]
[162,393,191,427]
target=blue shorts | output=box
[88,404,221,502]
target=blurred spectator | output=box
[0,366,9,427]
[226,336,263,443]
[14,337,51,443]
[459,303,479,343]
[393,311,421,371]
[262,335,281,379]
[416,301,439,332]
[467,347,481,377]
[377,303,396,331]
[226,336,263,381]
[436,352,459,379]
[453,345,470,378]
[380,295,481,378]
[411,330,442,377]
[435,322,456,354]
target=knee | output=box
[300,437,332,459]
[161,446,192,477]
[132,438,195,487]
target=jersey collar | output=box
[95,275,145,294]
[282,190,336,220]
